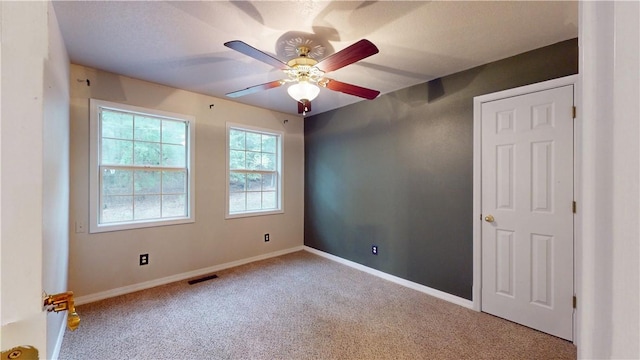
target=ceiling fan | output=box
[224,38,380,115]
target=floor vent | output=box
[187,274,218,285]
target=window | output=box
[89,99,195,233]
[226,123,283,218]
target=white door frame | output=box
[472,74,580,341]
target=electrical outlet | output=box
[372,245,378,255]
[264,233,270,242]
[140,254,149,266]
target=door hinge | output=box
[572,106,577,119]
[573,295,577,308]
[572,201,577,213]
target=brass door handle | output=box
[484,214,495,223]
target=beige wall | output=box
[69,64,304,298]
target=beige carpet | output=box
[59,251,576,359]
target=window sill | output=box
[89,217,195,233]
[225,209,284,220]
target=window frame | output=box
[89,99,196,233]
[225,122,284,219]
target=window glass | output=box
[90,100,194,232]
[227,125,282,217]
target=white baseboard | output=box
[75,245,472,310]
[50,313,67,360]
[304,246,474,309]
[76,246,304,305]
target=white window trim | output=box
[89,99,196,233]
[225,122,284,219]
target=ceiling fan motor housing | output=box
[286,54,324,84]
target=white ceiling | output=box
[52,1,578,117]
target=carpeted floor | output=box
[59,250,576,359]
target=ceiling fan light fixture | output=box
[287,81,320,102]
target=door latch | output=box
[43,291,80,331]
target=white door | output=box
[481,85,574,340]
[2,2,54,357]
[2,2,80,354]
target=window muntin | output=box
[90,99,195,232]
[227,124,283,217]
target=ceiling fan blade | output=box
[226,80,285,98]
[316,39,379,73]
[324,79,380,100]
[224,40,290,70]
[298,100,311,114]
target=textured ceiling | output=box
[52,1,578,117]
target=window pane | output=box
[262,135,276,153]
[102,168,133,195]
[93,100,193,230]
[102,139,133,165]
[162,120,186,145]
[261,173,276,191]
[246,192,262,210]
[230,150,245,170]
[162,171,186,194]
[134,116,161,142]
[230,172,246,192]
[229,129,245,150]
[246,151,262,170]
[134,170,161,194]
[262,191,276,209]
[226,126,281,216]
[262,153,276,171]
[162,144,186,167]
[247,173,261,191]
[102,110,133,140]
[134,195,161,220]
[162,194,186,217]
[102,195,133,223]
[134,142,161,166]
[246,132,261,151]
[229,192,246,213]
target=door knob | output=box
[484,214,495,223]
